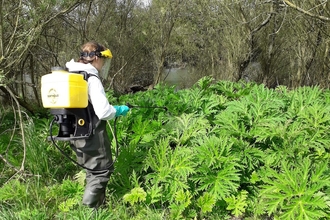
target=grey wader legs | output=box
[71,120,114,208]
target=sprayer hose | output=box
[49,117,119,172]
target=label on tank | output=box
[47,88,59,104]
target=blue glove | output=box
[114,105,130,117]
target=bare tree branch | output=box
[0,0,4,58]
[0,154,20,172]
[5,86,26,172]
[252,12,273,34]
[283,0,330,22]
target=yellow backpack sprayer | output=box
[41,66,116,171]
[41,67,93,141]
[41,47,113,141]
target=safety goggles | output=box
[80,51,97,58]
[80,49,113,59]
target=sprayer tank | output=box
[41,67,88,108]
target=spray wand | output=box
[126,102,168,111]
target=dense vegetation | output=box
[1,77,330,219]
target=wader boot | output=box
[82,169,110,208]
[71,118,114,209]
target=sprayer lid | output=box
[51,66,66,71]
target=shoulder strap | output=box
[78,71,99,81]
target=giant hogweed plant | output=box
[192,135,241,199]
[284,86,330,157]
[212,83,330,216]
[116,79,330,219]
[214,84,287,141]
[108,113,170,196]
[166,113,210,147]
[208,79,256,100]
[124,113,243,218]
[181,76,227,117]
[110,83,220,198]
[286,86,325,116]
[257,158,330,219]
[212,84,287,174]
[3,77,330,219]
[214,83,330,163]
[142,113,210,197]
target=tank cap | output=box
[51,66,66,71]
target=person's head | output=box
[79,41,112,72]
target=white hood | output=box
[65,59,99,76]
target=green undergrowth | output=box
[1,77,330,219]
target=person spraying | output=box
[64,41,129,208]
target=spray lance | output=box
[126,102,168,111]
[41,68,167,172]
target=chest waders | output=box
[41,67,118,208]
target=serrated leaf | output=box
[225,190,248,217]
[197,192,216,213]
[123,187,147,206]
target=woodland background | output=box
[1,0,330,113]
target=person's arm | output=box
[88,76,116,120]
